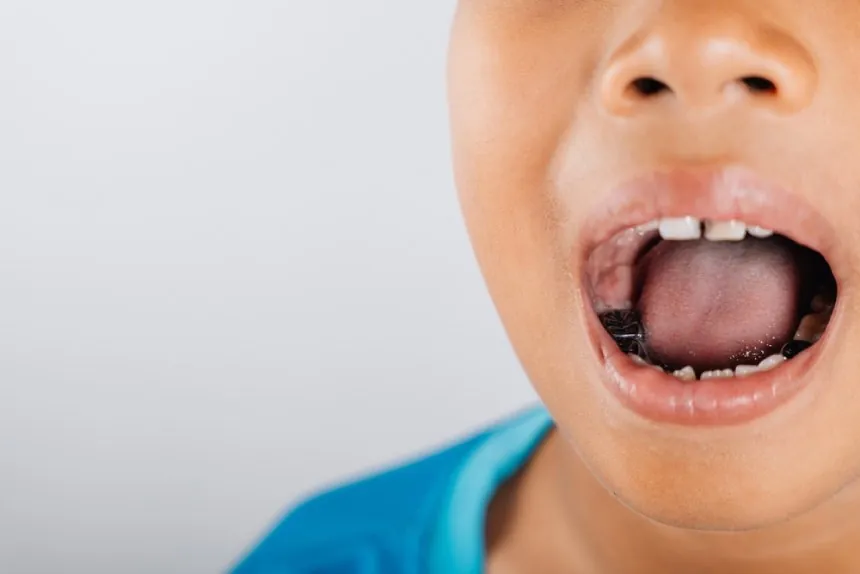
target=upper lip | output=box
[576,165,844,286]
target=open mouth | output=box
[590,220,836,377]
[580,169,843,425]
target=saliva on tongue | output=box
[637,237,801,372]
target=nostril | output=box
[740,75,777,95]
[629,76,672,98]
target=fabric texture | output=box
[230,406,552,574]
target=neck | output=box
[488,429,860,574]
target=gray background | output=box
[1,1,536,572]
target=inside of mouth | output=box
[587,218,837,380]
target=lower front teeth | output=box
[627,350,802,381]
[631,351,797,381]
[734,365,759,377]
[672,366,696,381]
[606,293,829,381]
[701,369,734,380]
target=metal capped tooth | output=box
[600,309,649,362]
[599,309,645,340]
[781,340,813,359]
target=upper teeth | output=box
[649,217,774,242]
[704,219,746,241]
[748,226,774,238]
[658,217,701,240]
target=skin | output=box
[448,1,860,572]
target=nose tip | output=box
[600,14,818,117]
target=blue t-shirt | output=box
[231,406,553,573]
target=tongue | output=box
[637,238,801,371]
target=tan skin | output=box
[448,1,860,572]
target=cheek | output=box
[449,6,641,488]
[448,15,608,365]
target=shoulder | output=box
[230,420,501,574]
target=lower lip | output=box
[585,308,826,426]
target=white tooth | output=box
[672,366,696,381]
[659,217,702,240]
[699,369,735,381]
[700,369,734,380]
[635,220,659,233]
[628,354,647,365]
[735,365,759,377]
[795,312,828,343]
[758,354,786,371]
[747,226,774,238]
[704,219,747,241]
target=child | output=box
[233,1,860,572]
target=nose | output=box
[599,4,817,117]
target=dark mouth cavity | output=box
[587,220,836,380]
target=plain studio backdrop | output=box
[1,2,537,573]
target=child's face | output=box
[449,1,860,530]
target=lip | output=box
[578,166,845,426]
